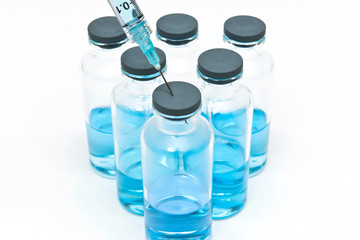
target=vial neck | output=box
[224,35,265,56]
[156,33,198,46]
[155,111,199,135]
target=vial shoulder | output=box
[141,117,162,143]
[197,116,214,136]
[81,50,123,80]
[243,49,273,65]
[142,116,213,146]
[113,82,153,110]
[236,84,254,107]
[241,52,274,79]
[258,49,274,68]
[237,84,254,98]
[198,116,215,141]
[202,85,253,112]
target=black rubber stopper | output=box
[197,48,243,84]
[88,16,127,45]
[153,81,202,118]
[224,15,266,43]
[157,14,198,40]
[121,47,166,79]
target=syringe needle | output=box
[159,71,174,96]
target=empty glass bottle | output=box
[81,16,128,178]
[141,81,214,239]
[224,15,273,177]
[156,13,200,83]
[112,47,166,215]
[198,48,253,219]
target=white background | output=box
[1,0,359,239]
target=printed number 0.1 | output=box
[123,2,130,10]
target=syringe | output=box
[107,0,173,95]
[106,0,161,70]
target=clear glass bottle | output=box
[81,16,128,178]
[112,46,166,215]
[141,82,214,240]
[155,13,199,83]
[224,15,274,177]
[198,48,253,219]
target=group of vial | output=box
[82,12,273,240]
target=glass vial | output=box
[141,82,214,240]
[112,47,166,215]
[224,15,273,177]
[81,16,128,178]
[155,13,199,83]
[198,49,253,219]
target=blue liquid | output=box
[210,109,250,219]
[86,107,115,178]
[145,175,212,240]
[116,168,144,215]
[114,105,153,215]
[249,109,270,177]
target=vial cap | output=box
[153,81,201,118]
[157,14,198,40]
[121,47,166,78]
[88,16,127,44]
[224,15,266,43]
[197,48,243,84]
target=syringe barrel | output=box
[107,0,152,41]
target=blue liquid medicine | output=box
[211,108,249,219]
[86,107,115,177]
[145,175,212,240]
[249,109,270,176]
[115,105,151,215]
